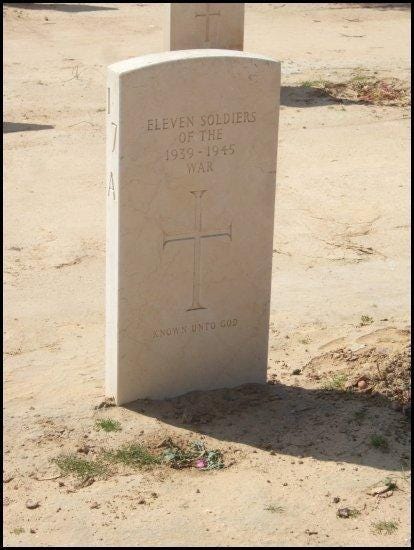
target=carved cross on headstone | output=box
[165,3,245,51]
[195,3,221,42]
[163,190,232,311]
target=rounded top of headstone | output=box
[108,49,280,75]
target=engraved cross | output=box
[195,3,221,42]
[163,190,232,311]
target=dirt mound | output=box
[306,76,410,106]
[305,340,411,410]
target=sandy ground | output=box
[3,2,411,547]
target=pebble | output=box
[378,490,394,498]
[90,501,100,509]
[357,380,367,390]
[333,497,340,503]
[337,508,351,518]
[367,485,391,496]
[26,499,40,510]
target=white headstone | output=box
[165,3,244,51]
[106,50,280,405]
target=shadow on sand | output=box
[124,382,410,472]
[353,3,410,10]
[281,85,365,108]
[328,3,410,10]
[3,122,55,133]
[4,3,118,12]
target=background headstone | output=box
[106,50,280,405]
[165,3,244,51]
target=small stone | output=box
[357,380,367,390]
[26,499,40,510]
[94,398,115,410]
[196,489,200,493]
[367,485,391,496]
[333,497,340,504]
[292,369,301,375]
[90,501,100,509]
[75,477,94,489]
[30,528,36,534]
[337,508,351,518]
[76,445,90,454]
[298,460,304,464]
[378,490,394,498]
[3,475,14,484]
[138,499,146,504]
[283,482,288,486]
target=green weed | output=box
[52,454,108,480]
[95,418,122,432]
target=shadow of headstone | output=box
[4,122,54,133]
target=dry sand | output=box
[3,3,411,547]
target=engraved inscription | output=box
[187,161,213,174]
[147,111,256,175]
[108,172,115,199]
[195,3,221,42]
[163,190,232,312]
[111,122,117,152]
[153,318,238,339]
